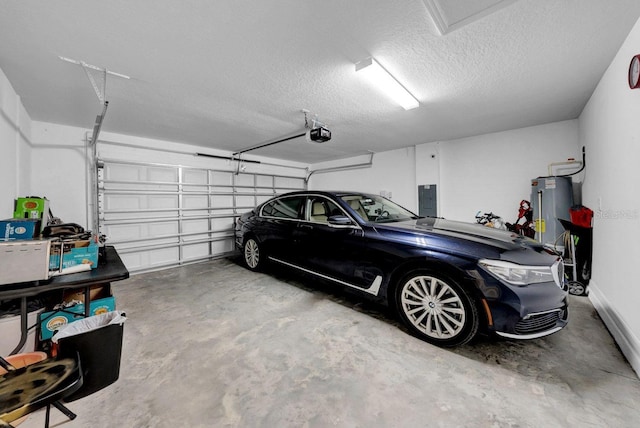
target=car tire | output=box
[395,270,479,347]
[243,236,265,271]
[568,281,586,296]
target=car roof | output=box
[272,190,373,198]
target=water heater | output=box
[531,176,574,246]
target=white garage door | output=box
[98,159,305,273]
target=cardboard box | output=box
[39,296,116,340]
[0,218,40,241]
[49,239,99,271]
[62,285,111,304]
[13,197,50,232]
[0,239,51,285]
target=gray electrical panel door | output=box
[418,185,437,217]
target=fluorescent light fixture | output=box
[355,57,419,110]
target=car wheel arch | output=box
[242,233,267,271]
[386,259,484,314]
[391,263,485,346]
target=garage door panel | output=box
[275,176,305,189]
[148,221,179,236]
[234,173,254,187]
[147,167,177,182]
[98,160,304,273]
[182,242,210,259]
[181,218,209,234]
[146,195,178,209]
[183,169,207,184]
[255,195,272,206]
[120,252,143,271]
[210,218,234,232]
[211,240,235,254]
[212,195,233,208]
[104,224,143,241]
[145,247,180,268]
[183,194,209,209]
[104,195,141,211]
[105,164,142,181]
[235,195,256,210]
[256,175,273,187]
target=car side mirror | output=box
[327,215,357,228]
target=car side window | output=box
[261,196,304,219]
[341,196,370,221]
[306,197,342,224]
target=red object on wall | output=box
[570,205,593,228]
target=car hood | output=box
[371,217,553,264]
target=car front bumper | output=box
[474,270,570,340]
[494,305,569,339]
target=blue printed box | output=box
[39,296,116,340]
[49,240,99,270]
[0,219,39,241]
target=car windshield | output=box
[340,194,419,223]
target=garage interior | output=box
[2,0,640,426]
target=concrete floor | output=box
[19,257,640,427]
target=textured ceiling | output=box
[1,0,639,164]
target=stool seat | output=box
[0,358,82,424]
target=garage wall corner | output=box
[578,15,640,378]
[0,66,32,218]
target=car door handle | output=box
[299,224,314,230]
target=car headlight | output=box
[478,259,558,286]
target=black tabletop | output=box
[0,246,129,301]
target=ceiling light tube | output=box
[355,57,419,110]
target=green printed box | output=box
[13,197,49,232]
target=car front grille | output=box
[515,309,564,334]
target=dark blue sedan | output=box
[235,191,568,346]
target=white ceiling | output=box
[1,0,639,164]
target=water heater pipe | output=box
[548,159,582,176]
[537,190,543,243]
[545,146,586,178]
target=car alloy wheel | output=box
[243,237,262,271]
[568,281,586,296]
[396,271,478,346]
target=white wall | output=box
[0,68,32,218]
[437,120,580,223]
[415,141,440,194]
[30,121,308,228]
[309,148,417,209]
[578,17,640,376]
[310,121,580,223]
[29,122,89,226]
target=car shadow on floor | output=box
[227,255,588,379]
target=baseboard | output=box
[588,280,640,379]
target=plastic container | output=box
[570,205,594,228]
[0,307,45,356]
[52,311,126,401]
